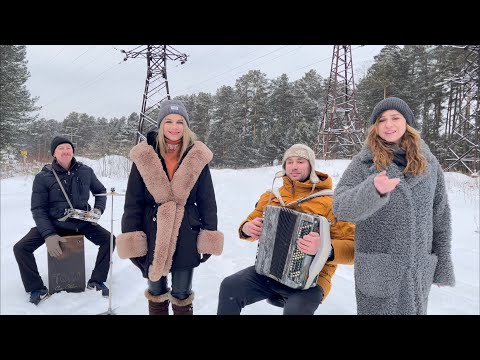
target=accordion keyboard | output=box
[288,220,314,282]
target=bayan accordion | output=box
[255,205,331,290]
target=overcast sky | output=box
[25,45,385,122]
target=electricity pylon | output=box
[443,45,479,175]
[315,45,363,160]
[121,45,188,143]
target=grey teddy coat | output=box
[333,140,455,315]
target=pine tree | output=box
[0,45,40,151]
[234,70,269,167]
[208,86,237,168]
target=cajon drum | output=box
[48,235,86,294]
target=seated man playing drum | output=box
[13,136,115,305]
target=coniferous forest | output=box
[1,45,478,177]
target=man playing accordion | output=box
[217,144,355,315]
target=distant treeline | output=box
[2,45,477,174]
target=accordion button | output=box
[153,217,156,222]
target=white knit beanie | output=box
[276,144,319,183]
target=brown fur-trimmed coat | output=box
[116,132,223,281]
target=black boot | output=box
[144,289,170,315]
[169,292,194,315]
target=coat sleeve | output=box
[328,211,355,265]
[121,162,146,233]
[196,164,218,230]
[333,157,390,223]
[90,168,107,213]
[31,174,56,239]
[196,164,224,256]
[117,162,148,259]
[238,191,271,241]
[431,165,455,286]
[316,200,355,299]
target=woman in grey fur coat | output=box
[116,99,224,315]
[333,97,455,315]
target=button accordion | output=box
[255,205,331,290]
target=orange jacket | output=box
[238,170,355,301]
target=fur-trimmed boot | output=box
[145,289,170,315]
[169,292,195,315]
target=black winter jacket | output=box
[31,158,107,238]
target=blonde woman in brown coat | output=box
[117,99,224,315]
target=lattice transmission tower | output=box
[443,45,479,175]
[121,45,188,143]
[315,45,363,160]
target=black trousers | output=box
[217,265,323,315]
[13,225,115,293]
[148,268,194,300]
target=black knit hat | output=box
[157,99,190,127]
[51,136,74,156]
[369,97,417,128]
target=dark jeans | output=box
[148,268,194,300]
[13,225,115,293]
[217,265,323,315]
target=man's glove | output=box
[200,254,211,263]
[91,208,102,225]
[45,234,67,257]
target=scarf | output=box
[391,144,407,169]
[164,138,181,180]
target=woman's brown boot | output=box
[145,289,170,315]
[169,292,194,315]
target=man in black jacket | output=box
[13,136,115,305]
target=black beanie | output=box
[369,97,417,128]
[156,99,190,127]
[51,136,74,156]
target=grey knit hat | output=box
[157,99,190,127]
[369,97,417,128]
[275,144,320,183]
[51,136,74,156]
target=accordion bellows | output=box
[255,206,331,289]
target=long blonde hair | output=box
[366,122,427,176]
[156,116,198,162]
